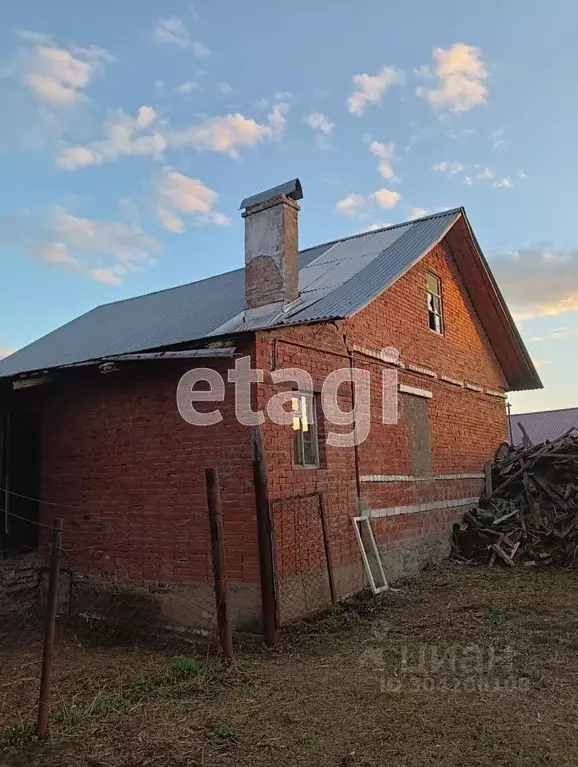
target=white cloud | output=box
[433,162,516,189]
[409,207,430,219]
[362,222,391,232]
[446,128,475,141]
[56,146,99,169]
[348,66,405,116]
[56,106,168,168]
[170,101,289,158]
[304,112,334,135]
[18,34,112,104]
[190,42,210,58]
[303,111,334,149]
[432,160,466,176]
[153,16,210,56]
[0,345,15,360]
[493,176,515,188]
[136,105,156,129]
[216,82,234,95]
[28,208,161,285]
[175,81,201,95]
[58,99,289,167]
[529,328,571,343]
[268,101,289,139]
[416,43,488,112]
[492,247,578,319]
[336,187,401,219]
[335,193,366,218]
[477,167,495,180]
[368,140,397,181]
[374,188,401,209]
[490,125,506,150]
[156,169,230,232]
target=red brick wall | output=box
[350,241,507,389]
[256,236,509,597]
[22,357,260,590]
[346,239,508,507]
[254,323,364,607]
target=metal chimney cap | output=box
[240,178,303,210]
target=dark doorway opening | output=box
[0,409,42,555]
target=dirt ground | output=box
[1,562,578,767]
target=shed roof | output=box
[0,207,541,391]
[509,407,578,446]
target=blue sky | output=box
[1,0,577,414]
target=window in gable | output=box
[427,271,444,334]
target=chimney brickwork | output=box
[241,180,302,317]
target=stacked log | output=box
[453,429,578,567]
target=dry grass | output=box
[2,562,578,766]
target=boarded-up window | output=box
[402,393,432,477]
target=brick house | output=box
[0,179,540,631]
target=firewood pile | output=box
[453,428,578,567]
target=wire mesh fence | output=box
[0,466,258,739]
[270,492,335,625]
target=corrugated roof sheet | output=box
[509,407,578,446]
[0,209,462,379]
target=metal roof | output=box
[509,407,578,446]
[0,208,527,384]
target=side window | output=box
[292,393,320,468]
[427,272,444,334]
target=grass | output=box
[1,563,578,766]
[298,730,317,746]
[489,605,511,624]
[3,723,35,748]
[168,657,202,678]
[214,724,236,740]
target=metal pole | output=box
[205,468,233,664]
[318,494,337,604]
[4,411,10,537]
[37,518,63,738]
[251,430,278,646]
[0,413,5,556]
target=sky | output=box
[0,0,577,414]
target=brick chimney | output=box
[240,178,303,318]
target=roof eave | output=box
[451,209,542,392]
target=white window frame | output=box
[427,271,444,335]
[351,516,389,594]
[292,392,320,468]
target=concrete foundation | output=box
[67,574,262,635]
[378,532,452,584]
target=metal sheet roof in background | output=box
[509,407,578,446]
[0,210,461,378]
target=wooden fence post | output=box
[251,429,278,646]
[205,468,233,663]
[37,518,63,738]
